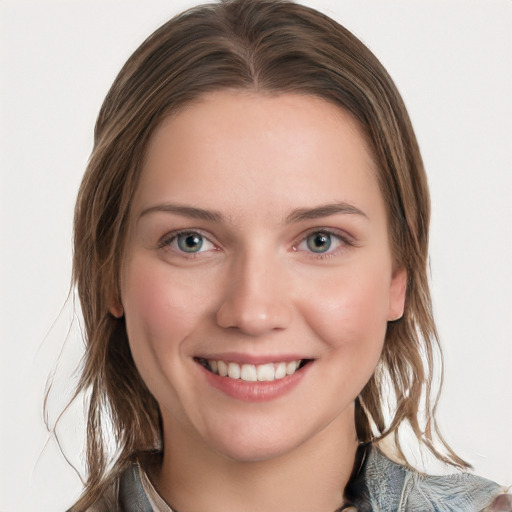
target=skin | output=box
[114,91,407,512]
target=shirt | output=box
[82,445,511,511]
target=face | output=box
[117,91,406,463]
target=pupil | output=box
[307,232,331,253]
[178,233,203,252]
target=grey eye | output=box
[306,232,332,253]
[177,232,204,253]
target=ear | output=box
[109,296,124,318]
[388,266,407,321]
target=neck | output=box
[152,407,359,512]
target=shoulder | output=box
[67,477,120,512]
[362,446,510,512]
[401,466,508,512]
[75,464,152,512]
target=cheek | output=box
[121,256,210,360]
[298,261,392,352]
[301,264,392,401]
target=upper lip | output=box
[194,352,313,365]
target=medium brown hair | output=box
[70,0,466,508]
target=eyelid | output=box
[292,227,354,257]
[156,226,354,258]
[158,229,218,253]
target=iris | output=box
[177,232,204,253]
[306,232,332,253]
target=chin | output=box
[198,412,331,464]
[210,432,300,463]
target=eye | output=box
[305,232,332,253]
[295,230,348,255]
[162,231,216,254]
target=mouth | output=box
[194,357,312,383]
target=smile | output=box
[195,358,311,382]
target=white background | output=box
[1,1,511,510]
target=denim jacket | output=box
[82,446,510,512]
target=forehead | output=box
[135,91,382,223]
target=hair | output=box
[68,0,468,508]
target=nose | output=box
[215,253,293,336]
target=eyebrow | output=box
[138,201,367,224]
[284,202,368,223]
[139,204,224,222]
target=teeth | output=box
[203,358,306,381]
[240,364,257,382]
[228,362,241,379]
[257,363,275,381]
[275,362,287,379]
[217,360,228,377]
[286,361,298,375]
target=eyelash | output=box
[158,229,218,258]
[157,228,353,259]
[292,228,353,259]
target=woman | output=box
[67,0,510,510]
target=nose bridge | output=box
[215,246,292,335]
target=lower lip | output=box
[199,362,311,402]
